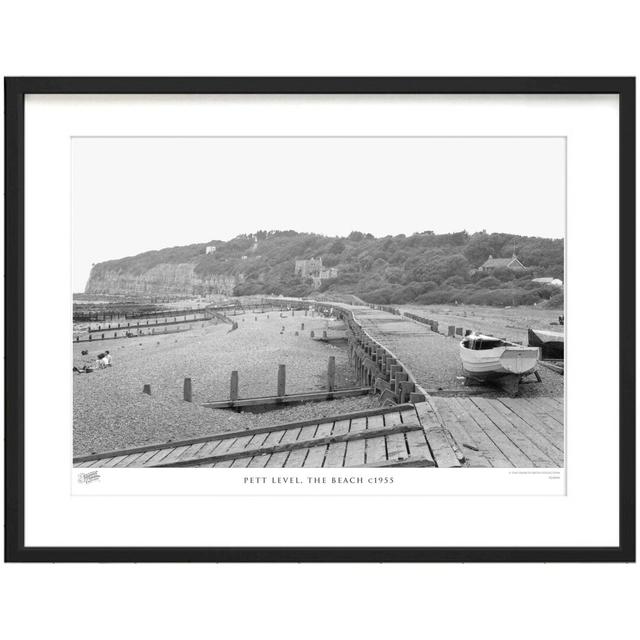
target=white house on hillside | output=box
[478,253,527,273]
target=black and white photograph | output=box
[6,76,633,566]
[71,136,565,471]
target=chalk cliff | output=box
[85,263,238,296]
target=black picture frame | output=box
[4,77,635,563]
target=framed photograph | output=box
[5,77,635,562]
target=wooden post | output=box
[323,330,328,339]
[277,364,286,397]
[183,377,192,402]
[456,327,463,336]
[230,370,239,401]
[310,330,315,338]
[301,323,304,330]
[142,384,151,395]
[327,356,336,391]
[399,380,415,403]
[448,325,455,337]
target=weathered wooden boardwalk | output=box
[74,404,460,469]
[432,395,564,467]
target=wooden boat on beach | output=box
[459,333,540,395]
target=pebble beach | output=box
[73,310,375,455]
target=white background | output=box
[1,2,638,640]
[30,95,605,540]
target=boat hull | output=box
[460,343,539,380]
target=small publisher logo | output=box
[78,470,101,484]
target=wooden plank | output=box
[385,433,409,461]
[470,397,555,468]
[261,429,287,447]
[202,387,372,409]
[303,445,328,467]
[113,452,145,467]
[143,447,178,467]
[279,427,302,445]
[497,398,565,455]
[539,413,564,436]
[413,402,462,468]
[521,397,564,425]
[230,456,252,468]
[214,459,234,468]
[433,397,495,468]
[399,407,419,424]
[331,419,351,437]
[343,439,366,466]
[382,410,403,427]
[191,438,224,460]
[531,397,565,423]
[248,454,271,468]
[298,424,318,440]
[246,431,270,449]
[366,412,386,430]
[324,442,347,467]
[347,455,435,468]
[100,455,129,468]
[314,421,334,439]
[126,449,160,467]
[157,445,194,465]
[348,417,367,433]
[220,435,255,456]
[365,436,387,464]
[536,395,564,412]
[453,397,531,467]
[284,448,310,467]
[266,451,290,467]
[81,458,111,467]
[404,430,435,465]
[180,442,209,459]
[485,399,563,467]
[424,428,461,468]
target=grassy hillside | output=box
[89,229,564,306]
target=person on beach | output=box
[104,351,112,367]
[96,352,106,369]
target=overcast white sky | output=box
[72,136,565,291]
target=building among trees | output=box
[478,253,527,273]
[294,257,338,288]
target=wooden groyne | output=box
[74,403,458,469]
